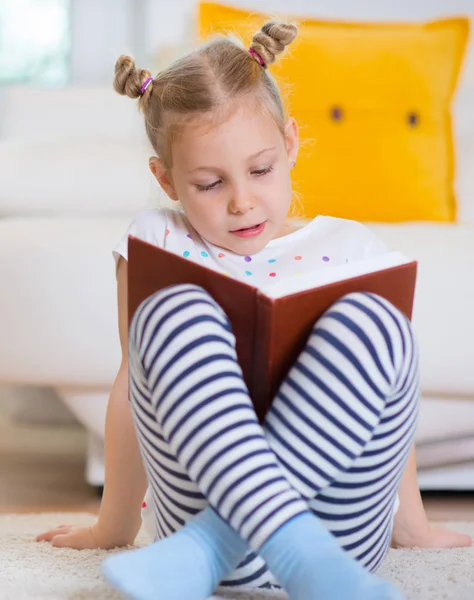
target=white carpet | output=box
[1,513,473,600]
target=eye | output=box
[195,165,274,192]
[196,179,221,192]
[252,165,274,176]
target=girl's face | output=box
[150,101,299,256]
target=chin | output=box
[232,240,268,256]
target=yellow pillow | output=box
[198,2,469,222]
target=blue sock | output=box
[101,507,247,600]
[102,508,403,600]
[260,512,405,600]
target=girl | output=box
[37,18,471,600]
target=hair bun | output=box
[113,54,153,99]
[250,20,298,67]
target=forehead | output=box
[171,102,282,164]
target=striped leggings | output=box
[129,284,420,590]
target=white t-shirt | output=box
[112,207,388,282]
[112,208,400,524]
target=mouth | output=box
[230,222,266,238]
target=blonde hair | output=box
[113,20,298,171]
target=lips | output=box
[230,221,266,238]
[231,223,262,232]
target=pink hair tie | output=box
[248,48,265,67]
[141,77,153,94]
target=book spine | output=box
[252,293,275,422]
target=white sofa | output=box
[0,14,473,488]
[0,86,159,483]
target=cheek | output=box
[268,171,292,201]
[187,198,220,226]
[283,172,294,198]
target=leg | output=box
[127,284,308,546]
[102,285,406,600]
[263,291,419,571]
[221,291,417,584]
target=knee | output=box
[326,292,411,332]
[137,284,210,316]
[315,292,417,372]
[130,284,227,347]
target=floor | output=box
[0,411,100,515]
[1,413,474,521]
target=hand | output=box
[35,523,130,550]
[391,521,472,549]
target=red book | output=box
[127,236,417,422]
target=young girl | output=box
[37,18,471,600]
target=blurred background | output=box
[0,0,473,518]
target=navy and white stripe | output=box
[128,285,419,589]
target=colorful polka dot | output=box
[296,272,302,276]
[346,258,349,263]
[165,229,170,236]
[245,271,252,276]
[142,501,147,509]
[218,253,225,258]
[186,234,192,239]
[269,272,276,277]
[268,258,276,263]
[245,256,252,262]
[183,251,190,257]
[201,251,209,258]
[294,256,302,261]
[322,256,330,262]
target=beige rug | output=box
[1,513,473,600]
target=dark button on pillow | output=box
[407,112,420,127]
[330,106,344,122]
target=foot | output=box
[102,507,247,600]
[392,521,472,549]
[260,513,405,600]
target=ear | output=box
[284,117,299,168]
[149,157,179,201]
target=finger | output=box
[433,528,473,548]
[453,533,472,548]
[36,526,71,542]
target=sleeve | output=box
[112,208,168,275]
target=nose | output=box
[228,185,254,215]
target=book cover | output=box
[128,236,417,421]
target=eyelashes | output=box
[196,165,274,192]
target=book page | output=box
[261,252,411,299]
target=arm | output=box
[391,444,471,548]
[37,258,148,549]
[96,257,148,546]
[94,366,147,546]
[390,444,430,547]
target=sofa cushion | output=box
[0,217,128,385]
[416,397,474,446]
[0,86,145,143]
[370,220,474,395]
[0,139,174,216]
